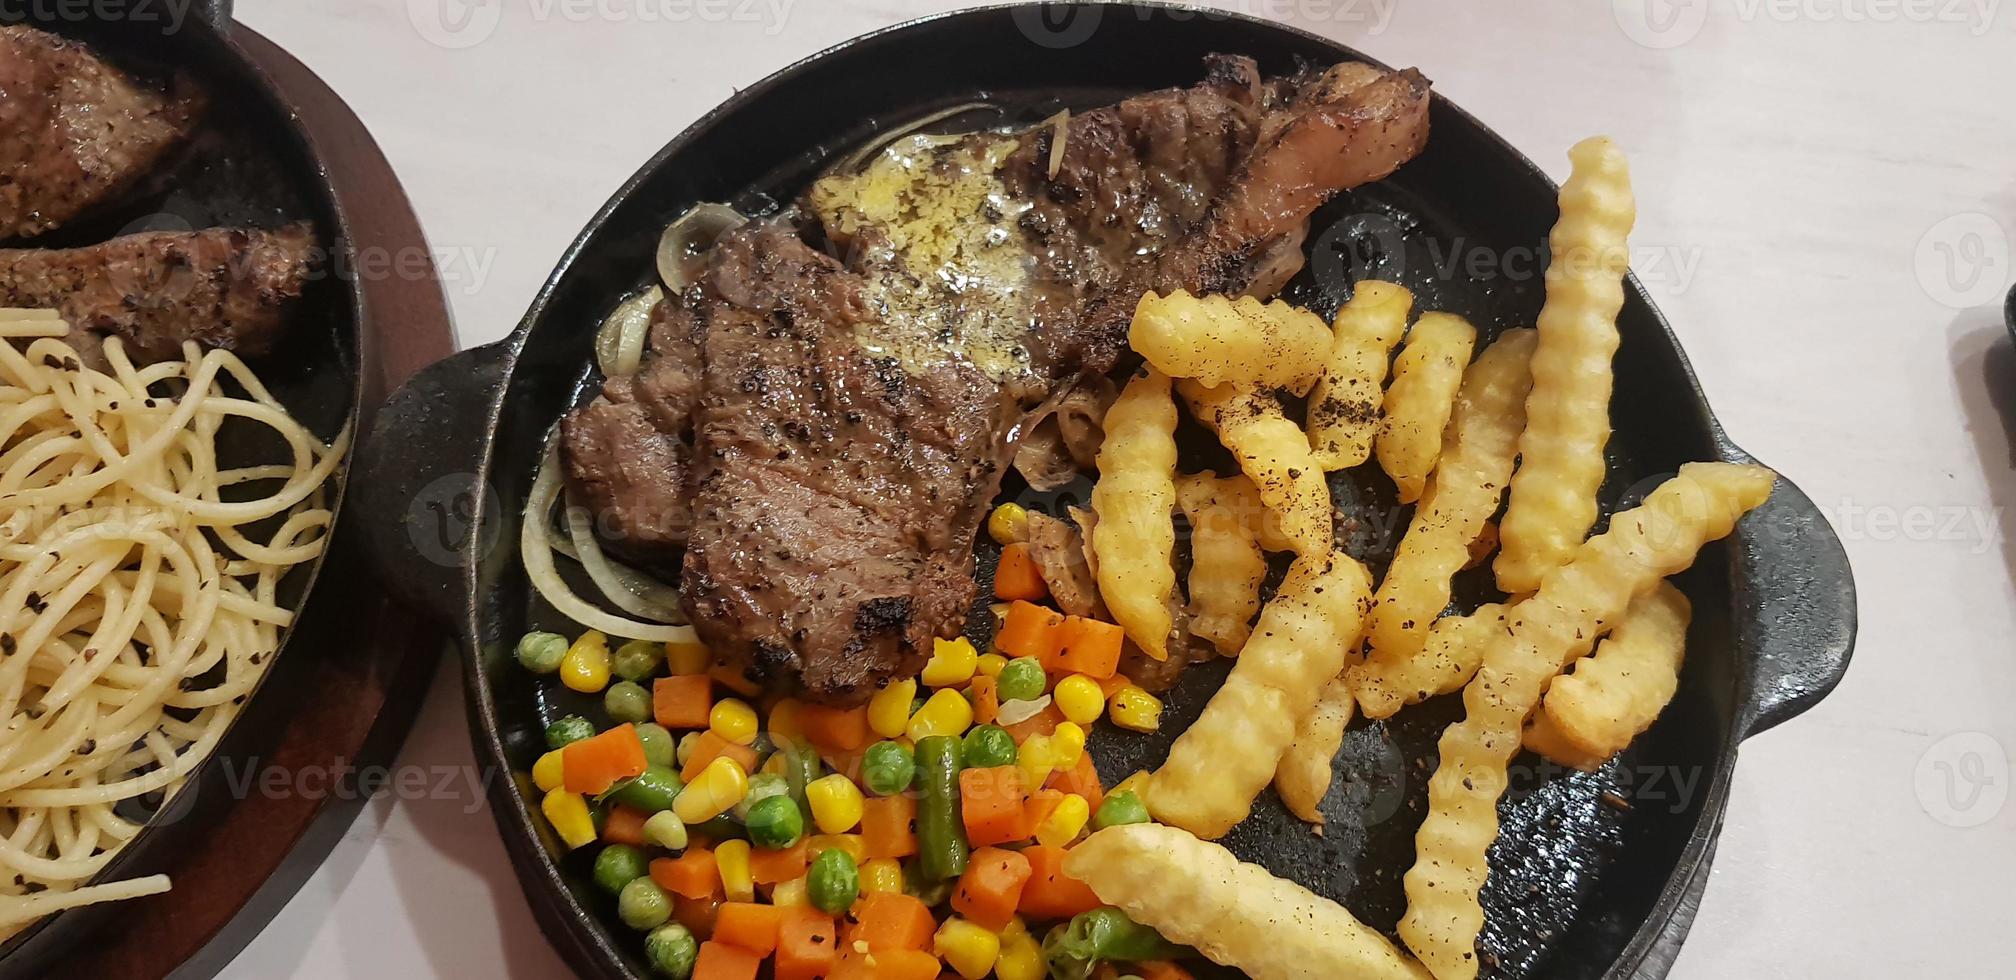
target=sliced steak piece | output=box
[0,224,317,364]
[0,26,205,240]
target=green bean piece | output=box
[635,723,676,769]
[860,741,916,797]
[781,742,821,819]
[914,735,970,881]
[645,922,700,978]
[516,632,569,674]
[593,844,649,894]
[607,765,683,814]
[612,639,665,682]
[1093,790,1150,830]
[604,681,653,724]
[1042,908,1183,979]
[744,795,805,850]
[807,847,860,914]
[544,714,596,750]
[996,657,1047,702]
[961,725,1018,769]
[618,877,673,931]
[690,814,747,842]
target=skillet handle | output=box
[1720,447,1858,737]
[352,341,512,628]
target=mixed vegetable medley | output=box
[519,504,1187,980]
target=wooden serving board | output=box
[54,26,457,980]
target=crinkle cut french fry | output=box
[1179,380,1332,557]
[1176,475,1267,656]
[1066,824,1433,980]
[1400,462,1773,980]
[1147,550,1371,839]
[1521,711,1610,772]
[1527,582,1691,765]
[1374,312,1476,504]
[1274,672,1356,824]
[1309,281,1412,470]
[1091,367,1180,660]
[1130,290,1334,394]
[1351,603,1509,721]
[1365,328,1535,668]
[1494,137,1637,594]
[1209,471,1298,553]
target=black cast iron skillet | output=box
[356,4,1857,977]
[0,2,361,973]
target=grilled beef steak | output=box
[0,26,205,240]
[563,57,1431,702]
[0,224,317,363]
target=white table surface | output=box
[217,1,2015,977]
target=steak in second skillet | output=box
[565,57,1431,702]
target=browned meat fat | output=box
[0,26,205,240]
[563,57,1431,703]
[0,224,317,363]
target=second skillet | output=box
[358,5,1857,977]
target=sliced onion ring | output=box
[522,444,694,643]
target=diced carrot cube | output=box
[654,674,714,729]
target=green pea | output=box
[860,741,916,797]
[593,843,649,894]
[807,848,860,914]
[962,725,1018,769]
[618,876,673,931]
[733,773,791,821]
[745,794,805,850]
[516,631,568,674]
[645,922,700,978]
[605,681,653,724]
[910,695,928,717]
[613,639,664,682]
[608,764,683,814]
[675,732,705,767]
[1094,790,1150,830]
[636,723,676,769]
[997,657,1047,702]
[545,714,596,750]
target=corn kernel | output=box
[994,918,1045,980]
[936,917,1003,980]
[710,698,759,746]
[976,653,1007,679]
[643,811,688,851]
[922,637,979,688]
[987,502,1029,545]
[1053,674,1105,725]
[768,698,808,746]
[868,678,918,739]
[673,756,749,823]
[907,688,975,741]
[771,876,809,907]
[806,834,867,865]
[862,857,905,895]
[1017,735,1058,790]
[1109,685,1164,733]
[666,639,711,676]
[559,631,610,693]
[716,839,755,902]
[1112,770,1153,798]
[531,749,565,793]
[540,790,597,849]
[1050,722,1086,767]
[1035,793,1090,848]
[806,774,866,835]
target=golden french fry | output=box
[1176,474,1267,656]
[1520,711,1610,772]
[1494,136,1637,593]
[1091,368,1180,660]
[1066,824,1433,980]
[1309,281,1412,470]
[1374,312,1476,503]
[1180,379,1332,557]
[1275,672,1356,824]
[1351,602,1508,720]
[1130,290,1333,394]
[1356,329,1535,685]
[1526,582,1691,766]
[1146,549,1372,839]
[1209,471,1298,553]
[1401,462,1773,980]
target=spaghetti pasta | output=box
[0,309,345,936]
